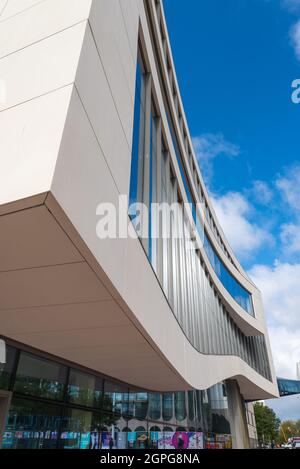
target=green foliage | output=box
[253,402,280,444]
[279,419,300,444]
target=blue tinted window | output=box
[129,59,143,210]
[175,392,186,422]
[149,113,153,261]
[203,232,254,316]
[148,393,161,420]
[162,393,173,421]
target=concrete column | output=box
[226,379,250,449]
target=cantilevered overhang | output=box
[0,192,278,399]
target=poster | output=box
[127,432,137,449]
[188,432,204,449]
[158,431,204,449]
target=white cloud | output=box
[250,180,274,205]
[276,165,300,211]
[211,191,272,259]
[192,133,240,183]
[275,166,300,258]
[248,262,300,379]
[268,326,300,379]
[249,262,300,327]
[290,19,300,61]
[280,223,300,255]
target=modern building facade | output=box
[0,0,278,449]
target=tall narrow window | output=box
[129,54,145,210]
[129,50,153,257]
[148,392,161,420]
[175,392,186,422]
[149,109,158,263]
[129,52,148,241]
[162,393,173,421]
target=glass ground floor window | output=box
[0,341,232,449]
[1,397,209,449]
[2,398,61,449]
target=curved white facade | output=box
[0,0,278,418]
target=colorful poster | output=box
[149,432,159,448]
[172,432,189,449]
[127,432,137,449]
[90,431,101,449]
[101,432,111,449]
[136,432,149,449]
[158,432,173,449]
[79,432,90,449]
[188,432,204,449]
[158,432,204,449]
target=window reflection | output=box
[148,393,161,420]
[188,391,195,421]
[61,408,92,449]
[175,392,186,422]
[3,398,61,449]
[128,391,148,420]
[67,369,103,408]
[1,344,236,450]
[203,233,254,316]
[162,393,173,421]
[14,352,67,400]
[103,381,128,416]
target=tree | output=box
[253,402,280,445]
[279,419,300,444]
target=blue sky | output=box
[164,0,300,420]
